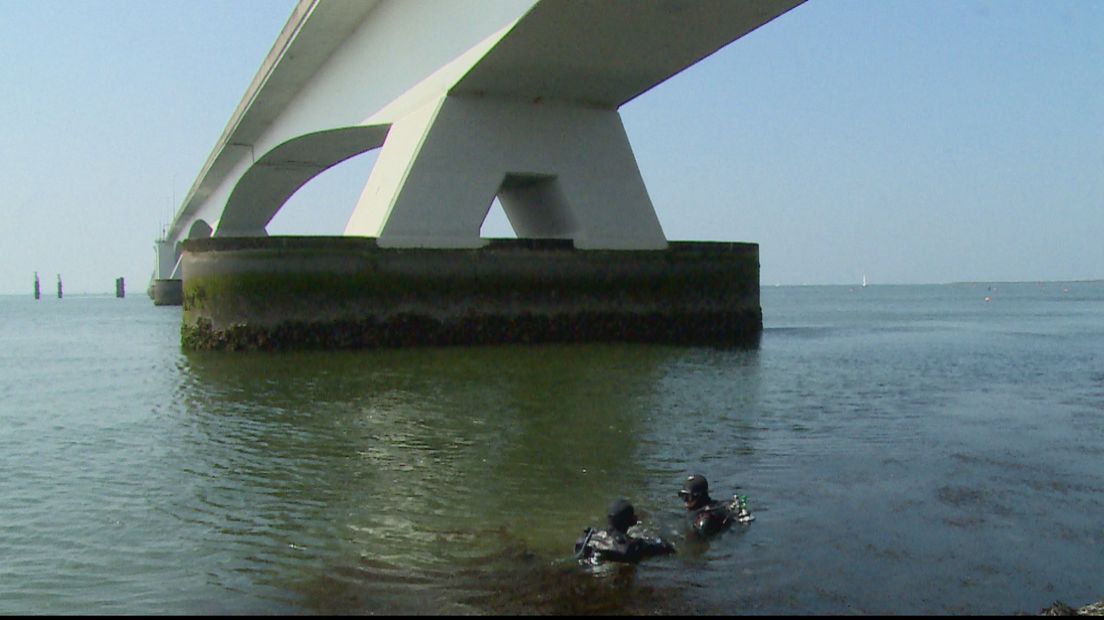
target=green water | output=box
[2,283,1103,613]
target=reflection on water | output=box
[175,344,717,613]
[3,285,1102,614]
[298,536,702,615]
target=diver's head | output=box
[606,498,639,533]
[679,474,711,509]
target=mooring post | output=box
[57,274,63,299]
[34,272,40,300]
[116,277,125,298]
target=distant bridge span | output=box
[153,0,804,289]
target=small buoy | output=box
[984,296,991,302]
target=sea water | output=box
[1,281,1101,614]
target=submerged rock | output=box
[1040,600,1104,616]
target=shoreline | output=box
[1040,600,1104,616]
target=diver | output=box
[573,498,675,566]
[679,474,754,539]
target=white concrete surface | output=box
[157,0,805,279]
[347,95,666,250]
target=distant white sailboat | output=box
[862,273,868,288]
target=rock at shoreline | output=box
[1040,600,1104,616]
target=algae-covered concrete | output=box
[180,237,760,351]
[151,279,183,306]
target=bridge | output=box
[155,0,804,349]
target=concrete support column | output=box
[152,238,183,306]
[344,95,667,250]
[155,239,179,280]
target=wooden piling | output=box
[34,272,40,300]
[57,274,63,299]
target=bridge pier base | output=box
[151,279,183,306]
[179,237,761,351]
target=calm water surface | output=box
[1,282,1102,614]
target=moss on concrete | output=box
[179,237,761,351]
[152,279,183,306]
[180,309,762,351]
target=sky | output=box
[0,0,1101,295]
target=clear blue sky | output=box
[1,0,1101,294]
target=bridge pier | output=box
[151,279,183,306]
[151,238,183,305]
[151,0,804,327]
[179,237,761,351]
[345,96,667,250]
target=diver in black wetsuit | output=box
[679,474,754,539]
[573,499,675,566]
